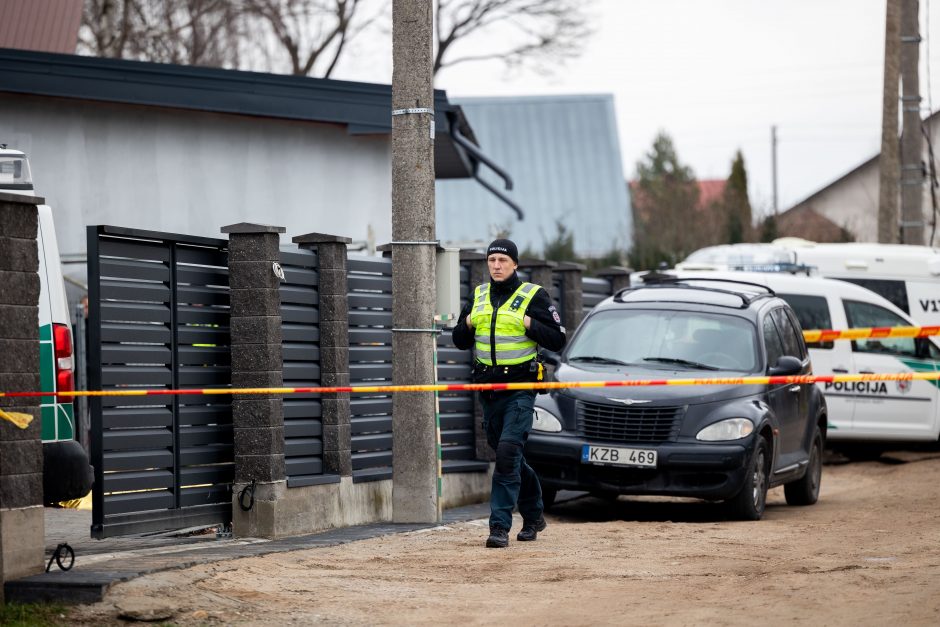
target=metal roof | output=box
[0,48,479,179]
[436,94,632,256]
[0,0,81,54]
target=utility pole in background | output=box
[390,0,440,523]
[771,125,778,214]
[879,0,901,243]
[900,0,925,244]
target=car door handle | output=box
[832,367,849,373]
[788,385,801,393]
[859,370,874,374]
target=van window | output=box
[838,278,909,314]
[843,299,938,358]
[777,293,834,349]
[762,315,785,367]
[771,307,806,359]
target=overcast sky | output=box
[337,0,940,218]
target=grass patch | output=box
[0,602,68,627]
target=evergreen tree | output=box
[722,151,753,244]
[542,219,578,262]
[630,132,700,270]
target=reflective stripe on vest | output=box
[469,282,540,366]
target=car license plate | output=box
[581,445,657,468]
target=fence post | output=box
[222,222,287,538]
[517,258,557,294]
[596,266,634,295]
[460,251,492,462]
[293,233,353,477]
[553,261,586,332]
[0,192,45,592]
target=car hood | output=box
[552,362,765,406]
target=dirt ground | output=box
[68,450,940,626]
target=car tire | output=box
[785,426,823,506]
[728,436,770,521]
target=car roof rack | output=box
[615,276,776,308]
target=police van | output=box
[678,240,940,327]
[1,147,93,502]
[659,270,940,451]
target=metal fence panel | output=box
[88,226,232,538]
[280,247,332,487]
[582,276,613,317]
[347,255,394,482]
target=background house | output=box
[435,94,632,258]
[778,110,940,245]
[0,48,489,300]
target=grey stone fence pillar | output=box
[221,222,286,538]
[517,258,557,295]
[0,192,45,593]
[293,233,352,477]
[553,261,586,332]
[459,251,491,462]
[596,266,634,295]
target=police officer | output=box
[452,239,566,548]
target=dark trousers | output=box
[482,390,543,530]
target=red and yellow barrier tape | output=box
[1,371,939,400]
[803,325,940,342]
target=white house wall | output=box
[0,95,392,260]
[788,118,940,244]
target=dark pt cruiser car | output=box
[527,278,827,520]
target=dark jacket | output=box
[452,271,567,383]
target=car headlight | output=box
[532,407,563,433]
[696,418,754,441]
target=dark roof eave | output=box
[0,47,477,178]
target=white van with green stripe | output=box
[2,147,93,502]
[666,271,940,456]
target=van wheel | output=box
[728,436,769,521]
[785,426,823,506]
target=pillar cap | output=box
[221,223,286,234]
[293,232,352,245]
[0,191,44,205]
[555,261,587,271]
[518,257,558,269]
[595,265,634,276]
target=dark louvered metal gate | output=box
[88,226,234,538]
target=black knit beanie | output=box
[486,238,519,263]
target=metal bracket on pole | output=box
[392,108,435,139]
[390,240,440,246]
[392,328,443,335]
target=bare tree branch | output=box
[434,0,593,79]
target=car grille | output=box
[577,401,685,443]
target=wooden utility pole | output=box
[771,125,779,214]
[879,0,901,243]
[390,0,440,523]
[900,0,925,244]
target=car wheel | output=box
[728,436,769,521]
[785,426,823,506]
[541,486,557,511]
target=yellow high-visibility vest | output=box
[469,282,540,365]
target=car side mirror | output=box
[768,355,802,376]
[541,350,560,367]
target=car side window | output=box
[843,299,919,357]
[771,308,805,359]
[777,293,834,350]
[762,314,785,367]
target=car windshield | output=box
[568,309,758,371]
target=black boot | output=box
[486,527,509,548]
[516,516,547,542]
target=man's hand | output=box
[524,315,532,329]
[466,315,474,329]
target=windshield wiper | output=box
[642,356,720,371]
[569,355,632,367]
